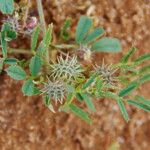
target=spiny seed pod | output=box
[95,60,118,86]
[50,54,83,81]
[41,79,67,104]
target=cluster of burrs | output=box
[95,60,118,86]
[41,79,67,104]
[50,54,83,81]
[42,54,83,104]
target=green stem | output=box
[36,0,46,35]
[0,48,32,55]
[23,0,31,28]
[36,0,50,64]
[9,48,32,54]
[0,43,76,56]
[52,44,77,49]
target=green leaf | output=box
[103,91,129,121]
[113,63,134,70]
[91,37,122,53]
[22,79,35,96]
[117,99,129,122]
[37,42,46,56]
[121,47,137,63]
[5,31,17,41]
[0,0,14,14]
[138,65,150,74]
[43,24,53,49]
[95,78,103,97]
[29,55,42,76]
[119,82,138,97]
[0,23,17,58]
[134,53,150,65]
[82,73,97,90]
[76,93,84,102]
[83,27,105,44]
[75,16,92,44]
[135,95,150,106]
[4,58,17,65]
[69,104,92,124]
[119,74,150,97]
[128,99,150,112]
[139,74,150,84]
[6,65,26,80]
[96,78,103,90]
[2,23,17,40]
[0,58,4,73]
[31,25,40,51]
[104,91,118,100]
[81,93,96,112]
[0,32,7,58]
[65,93,74,105]
[33,87,41,95]
[43,95,55,112]
[60,18,71,41]
[18,59,29,68]
[41,24,53,60]
[44,95,51,106]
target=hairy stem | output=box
[23,0,31,28]
[52,44,77,49]
[36,0,46,34]
[0,47,32,55]
[36,0,50,64]
[0,43,76,56]
[8,48,32,55]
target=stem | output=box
[8,48,32,54]
[23,0,31,28]
[36,0,50,65]
[1,43,75,55]
[0,43,76,56]
[0,47,32,55]
[52,44,77,49]
[36,0,46,35]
